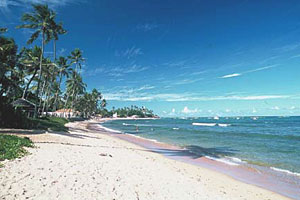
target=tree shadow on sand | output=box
[149,145,237,159]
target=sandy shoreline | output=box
[0,120,291,200]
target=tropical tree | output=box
[65,71,86,111]
[53,56,71,110]
[17,4,56,117]
[68,48,85,110]
[101,99,107,109]
[0,35,19,98]
[50,22,66,61]
[69,48,84,73]
[19,46,42,99]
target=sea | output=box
[101,116,300,199]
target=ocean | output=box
[102,116,300,177]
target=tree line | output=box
[0,4,106,122]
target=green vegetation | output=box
[0,4,107,128]
[30,117,69,132]
[0,135,33,161]
[98,106,157,118]
[0,4,157,130]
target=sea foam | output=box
[270,167,300,177]
[192,123,216,127]
[205,156,240,166]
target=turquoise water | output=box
[102,116,300,175]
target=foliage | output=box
[0,135,33,161]
[0,3,156,130]
[97,105,155,118]
[30,117,69,131]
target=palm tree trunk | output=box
[39,78,47,113]
[22,68,38,99]
[53,73,63,111]
[63,92,70,118]
[34,31,45,118]
[42,85,50,114]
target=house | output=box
[54,109,77,118]
[12,98,36,117]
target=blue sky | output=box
[1,0,300,117]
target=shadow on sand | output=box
[0,125,101,140]
[149,145,237,160]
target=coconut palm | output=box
[17,4,56,117]
[101,99,107,109]
[69,48,84,73]
[53,56,71,110]
[0,35,19,98]
[50,22,66,61]
[65,71,86,111]
[19,46,42,99]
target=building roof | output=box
[55,109,74,113]
[12,98,35,110]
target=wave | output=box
[173,127,179,130]
[192,123,216,127]
[270,167,300,177]
[205,156,240,166]
[218,123,231,127]
[192,123,231,127]
[122,123,153,127]
[98,124,123,134]
[226,156,246,164]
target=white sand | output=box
[0,120,290,200]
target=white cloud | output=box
[103,91,291,102]
[219,65,277,79]
[84,64,149,78]
[115,46,143,59]
[174,78,203,85]
[182,106,199,114]
[244,65,277,74]
[220,73,241,79]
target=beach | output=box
[0,120,291,200]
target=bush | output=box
[0,135,33,161]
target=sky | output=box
[1,0,300,117]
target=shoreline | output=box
[0,119,294,199]
[96,118,300,200]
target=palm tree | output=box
[68,49,85,110]
[53,56,71,110]
[50,22,66,61]
[101,99,107,109]
[17,4,56,117]
[0,35,19,98]
[65,71,86,116]
[38,58,54,111]
[69,48,84,73]
[19,46,42,99]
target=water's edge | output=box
[88,120,300,200]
